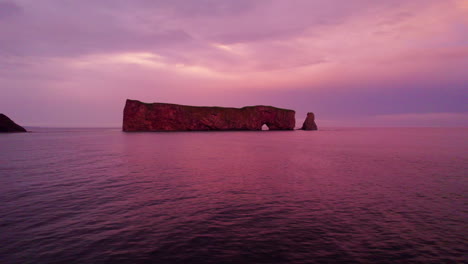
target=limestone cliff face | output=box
[301,112,318,130]
[0,114,27,132]
[123,99,295,131]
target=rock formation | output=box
[0,114,27,132]
[301,112,318,130]
[123,99,295,131]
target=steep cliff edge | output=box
[0,114,27,132]
[301,112,318,130]
[123,99,295,131]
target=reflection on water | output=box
[0,128,467,263]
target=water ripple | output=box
[0,128,467,263]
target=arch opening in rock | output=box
[261,124,269,131]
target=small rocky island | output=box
[123,99,297,131]
[0,114,27,132]
[302,113,318,130]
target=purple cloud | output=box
[0,0,467,127]
[0,1,21,19]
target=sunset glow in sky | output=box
[1,0,467,127]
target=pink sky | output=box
[1,0,467,127]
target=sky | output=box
[1,0,467,127]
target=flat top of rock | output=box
[126,99,295,113]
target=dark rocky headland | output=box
[123,99,297,132]
[0,114,27,132]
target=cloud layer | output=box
[1,0,467,126]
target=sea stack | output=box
[0,114,27,132]
[123,99,296,131]
[301,112,318,130]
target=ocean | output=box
[0,127,466,263]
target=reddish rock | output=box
[0,114,27,132]
[123,99,296,131]
[301,112,318,130]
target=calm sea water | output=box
[0,128,466,264]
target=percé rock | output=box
[123,99,295,131]
[0,114,27,132]
[301,112,318,130]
